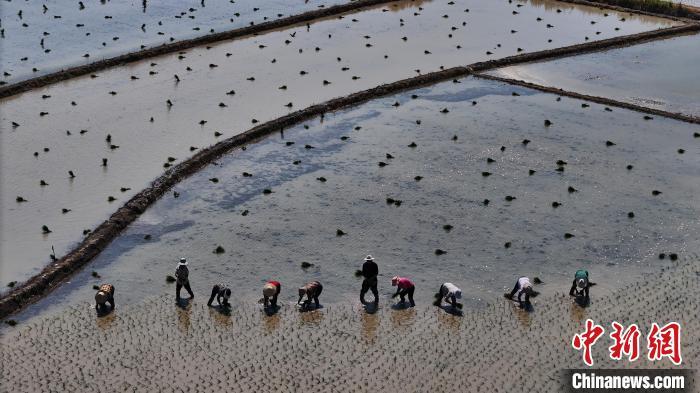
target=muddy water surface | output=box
[0,0,678,286]
[486,33,700,117]
[9,77,699,327]
[0,0,347,84]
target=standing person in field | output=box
[175,257,194,300]
[262,280,281,308]
[391,276,415,307]
[95,283,115,311]
[207,283,232,307]
[569,269,590,300]
[297,280,323,310]
[359,255,379,306]
[434,282,462,309]
[506,276,534,306]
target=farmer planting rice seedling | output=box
[1,0,699,391]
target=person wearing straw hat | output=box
[434,282,462,309]
[569,269,590,300]
[94,283,115,311]
[297,280,323,310]
[262,280,281,308]
[391,276,415,307]
[207,283,232,307]
[359,255,379,305]
[175,257,194,300]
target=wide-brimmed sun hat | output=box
[263,283,276,298]
[95,291,107,304]
[364,255,374,262]
[178,257,188,265]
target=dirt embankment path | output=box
[1,21,699,320]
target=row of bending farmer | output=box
[94,256,592,311]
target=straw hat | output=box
[364,255,374,262]
[263,283,276,297]
[178,257,188,266]
[95,291,107,305]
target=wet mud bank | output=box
[475,74,700,124]
[1,21,698,319]
[0,0,398,99]
[559,0,700,20]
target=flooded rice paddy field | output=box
[0,0,678,287]
[0,0,347,84]
[0,0,672,288]
[1,255,698,392]
[486,32,700,117]
[9,76,700,325]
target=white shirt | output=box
[516,277,532,297]
[443,282,462,299]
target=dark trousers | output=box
[208,285,229,306]
[176,281,194,299]
[360,276,378,304]
[398,286,415,307]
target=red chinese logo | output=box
[609,322,640,361]
[572,320,682,366]
[647,322,682,365]
[572,319,605,366]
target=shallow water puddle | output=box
[0,0,347,84]
[0,0,678,285]
[485,32,700,117]
[9,77,699,327]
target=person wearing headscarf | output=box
[262,280,281,308]
[391,276,415,307]
[569,269,590,300]
[507,276,534,305]
[297,280,323,310]
[95,283,115,311]
[207,283,232,307]
[435,282,462,308]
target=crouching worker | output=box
[95,283,115,311]
[207,283,232,307]
[298,281,323,310]
[569,269,590,300]
[391,276,415,307]
[506,276,534,306]
[262,280,281,308]
[434,282,462,309]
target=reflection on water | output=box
[390,307,417,330]
[263,311,282,334]
[96,312,117,331]
[436,308,461,332]
[361,308,380,344]
[176,301,192,333]
[209,306,234,328]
